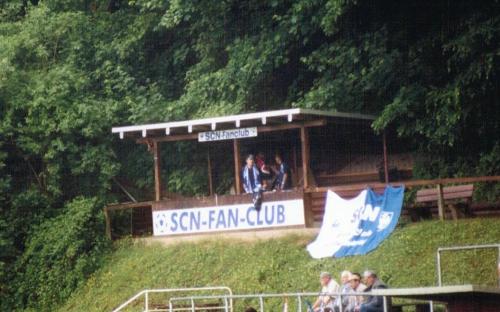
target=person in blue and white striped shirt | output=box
[242,154,262,194]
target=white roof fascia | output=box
[111,108,376,136]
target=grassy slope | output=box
[58,219,500,312]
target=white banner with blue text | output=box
[307,186,404,259]
[153,199,304,236]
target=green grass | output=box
[57,218,500,312]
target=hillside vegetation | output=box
[58,218,500,312]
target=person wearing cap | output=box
[312,272,340,312]
[333,271,352,312]
[242,154,262,194]
[359,270,388,312]
[346,272,366,312]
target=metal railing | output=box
[436,243,500,287]
[168,291,434,312]
[111,286,233,312]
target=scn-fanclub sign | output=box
[198,127,257,142]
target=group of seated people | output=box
[242,152,292,193]
[312,270,388,312]
[243,270,387,312]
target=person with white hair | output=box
[312,271,340,312]
[333,271,353,312]
[359,270,388,312]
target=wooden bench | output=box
[415,184,474,220]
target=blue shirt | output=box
[275,162,291,189]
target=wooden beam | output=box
[448,204,459,221]
[112,177,137,203]
[300,126,311,189]
[233,139,242,194]
[260,119,326,132]
[153,141,162,201]
[130,206,133,236]
[383,131,389,184]
[292,145,298,176]
[437,183,445,220]
[137,133,198,144]
[104,207,111,240]
[105,201,154,212]
[303,192,315,228]
[207,148,214,196]
[136,119,327,144]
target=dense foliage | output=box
[11,197,108,310]
[0,0,499,310]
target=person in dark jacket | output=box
[359,270,388,312]
[272,153,292,191]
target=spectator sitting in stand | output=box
[333,271,352,312]
[359,270,388,312]
[242,154,262,194]
[242,154,264,210]
[255,152,272,190]
[347,272,366,312]
[272,153,292,191]
[312,271,340,312]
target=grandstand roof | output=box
[111,108,376,139]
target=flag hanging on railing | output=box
[307,186,405,259]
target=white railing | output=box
[436,243,500,287]
[113,288,436,312]
[111,286,233,312]
[168,291,434,312]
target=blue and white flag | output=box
[307,186,404,259]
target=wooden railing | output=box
[104,201,154,239]
[104,176,500,238]
[306,175,500,193]
[305,175,500,222]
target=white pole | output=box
[437,250,442,286]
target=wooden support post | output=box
[130,207,133,236]
[303,192,315,228]
[448,204,458,221]
[383,131,389,184]
[153,141,162,201]
[292,145,298,175]
[437,183,445,220]
[233,139,242,194]
[207,148,214,196]
[104,207,112,240]
[300,126,311,189]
